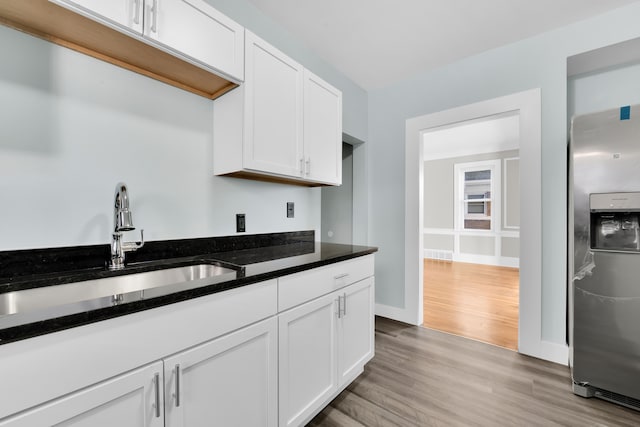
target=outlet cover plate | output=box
[236,214,245,232]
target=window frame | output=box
[453,159,502,232]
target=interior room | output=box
[2,1,640,426]
[422,114,520,351]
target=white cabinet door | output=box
[303,69,342,185]
[51,0,144,34]
[144,0,244,80]
[164,317,278,427]
[243,30,304,178]
[0,362,163,427]
[338,277,375,386]
[279,293,338,427]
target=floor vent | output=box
[594,387,640,412]
[424,250,453,262]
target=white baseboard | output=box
[375,303,420,326]
[520,340,569,366]
[423,249,453,261]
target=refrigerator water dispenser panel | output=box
[590,193,640,252]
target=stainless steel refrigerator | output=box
[570,104,640,410]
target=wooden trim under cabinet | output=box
[0,0,238,99]
[221,170,329,187]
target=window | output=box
[454,160,501,231]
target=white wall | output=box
[0,0,368,251]
[368,3,640,346]
[568,61,640,120]
[0,26,322,250]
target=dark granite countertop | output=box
[0,231,377,344]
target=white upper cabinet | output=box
[303,69,342,185]
[51,0,144,35]
[243,30,304,177]
[213,30,342,186]
[145,0,244,80]
[49,0,244,82]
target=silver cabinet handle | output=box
[132,0,141,25]
[150,0,158,33]
[174,364,181,407]
[300,158,305,176]
[336,295,346,318]
[343,292,347,316]
[154,373,161,418]
[305,158,311,176]
[334,273,349,280]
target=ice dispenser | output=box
[590,192,640,252]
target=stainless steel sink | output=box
[0,264,237,330]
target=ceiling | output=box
[423,113,519,161]
[247,0,640,90]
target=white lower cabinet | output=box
[1,318,278,427]
[278,292,338,427]
[0,362,164,427]
[278,276,374,427]
[164,317,278,427]
[0,259,374,427]
[338,278,375,385]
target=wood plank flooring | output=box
[423,259,519,350]
[308,317,640,426]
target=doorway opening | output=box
[405,89,555,361]
[321,134,366,245]
[422,113,520,350]
[321,142,353,244]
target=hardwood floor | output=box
[308,317,639,426]
[423,259,519,350]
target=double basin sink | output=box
[0,263,239,330]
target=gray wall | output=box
[424,150,519,260]
[460,236,494,256]
[423,160,454,229]
[321,143,353,244]
[504,159,520,228]
[0,1,367,251]
[368,3,640,345]
[502,237,520,258]
[424,150,519,230]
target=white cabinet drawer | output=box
[278,255,374,311]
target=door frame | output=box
[403,89,568,364]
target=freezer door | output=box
[572,251,640,400]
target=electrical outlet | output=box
[236,214,245,232]
[287,202,294,218]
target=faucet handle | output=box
[136,229,145,249]
[122,229,145,251]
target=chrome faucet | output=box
[109,182,144,270]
